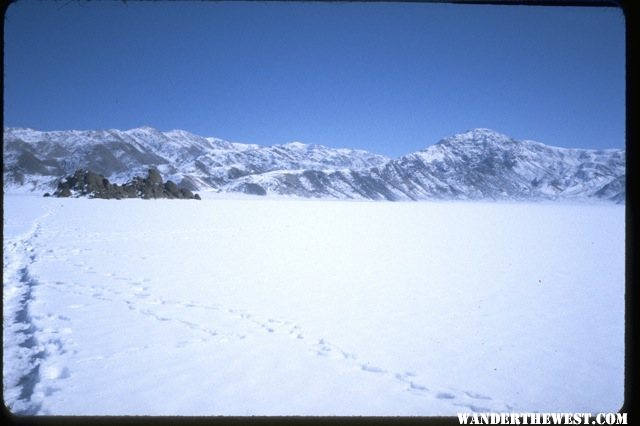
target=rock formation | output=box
[52,169,201,200]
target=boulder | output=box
[146,168,163,186]
[178,188,189,198]
[164,180,181,198]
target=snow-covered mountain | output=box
[2,126,388,193]
[3,127,625,202]
[371,128,626,201]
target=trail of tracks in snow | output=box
[3,207,56,415]
[4,201,514,414]
[42,263,515,414]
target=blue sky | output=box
[4,1,625,157]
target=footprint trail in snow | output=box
[6,196,621,415]
[39,262,514,414]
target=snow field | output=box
[3,194,625,415]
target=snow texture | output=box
[2,193,624,415]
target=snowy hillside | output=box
[3,194,624,415]
[371,129,626,201]
[3,127,624,202]
[2,127,388,193]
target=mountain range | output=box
[3,126,625,202]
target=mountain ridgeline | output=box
[3,127,625,202]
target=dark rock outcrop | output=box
[52,169,200,200]
[236,182,267,196]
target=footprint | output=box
[361,364,386,374]
[464,391,492,400]
[91,293,109,301]
[314,340,348,359]
[437,392,456,399]
[395,372,417,382]
[340,351,355,360]
[287,326,303,338]
[455,403,491,413]
[202,305,220,311]
[316,346,331,357]
[408,382,428,392]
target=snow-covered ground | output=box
[3,193,625,415]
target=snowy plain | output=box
[3,192,625,416]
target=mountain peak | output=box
[283,141,309,149]
[467,127,503,135]
[446,128,512,144]
[125,125,162,134]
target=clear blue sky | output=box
[4,1,625,157]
